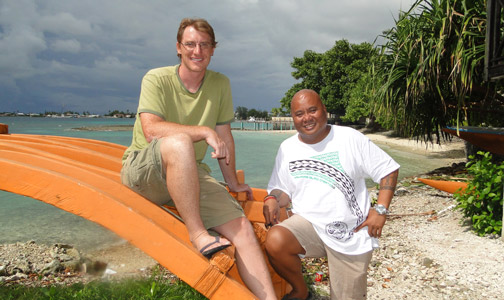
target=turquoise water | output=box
[0,117,294,250]
[0,117,455,251]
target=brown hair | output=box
[177,18,217,58]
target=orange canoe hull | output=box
[418,178,468,194]
[0,130,289,299]
[443,126,504,156]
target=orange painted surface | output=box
[0,132,289,299]
[0,135,123,173]
[0,123,7,134]
[418,178,468,194]
[443,127,504,156]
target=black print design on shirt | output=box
[289,159,364,240]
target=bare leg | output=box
[160,134,274,299]
[159,134,229,251]
[214,217,277,300]
[265,226,309,299]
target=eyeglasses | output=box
[181,41,213,50]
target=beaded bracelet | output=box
[263,195,278,202]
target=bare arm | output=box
[355,169,399,237]
[375,169,399,211]
[215,124,253,199]
[263,189,291,227]
[140,112,229,160]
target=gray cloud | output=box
[0,0,414,114]
[51,39,81,53]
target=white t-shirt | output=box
[267,125,400,255]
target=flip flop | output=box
[199,236,231,259]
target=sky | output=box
[0,0,415,115]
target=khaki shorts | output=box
[121,139,245,229]
[278,214,372,300]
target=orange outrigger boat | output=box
[418,178,468,194]
[0,123,290,299]
[443,126,504,156]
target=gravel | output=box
[366,180,504,300]
[310,174,504,300]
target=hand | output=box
[228,183,254,201]
[354,209,387,238]
[263,197,280,228]
[205,129,230,164]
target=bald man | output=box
[263,89,400,300]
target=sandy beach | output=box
[365,129,466,158]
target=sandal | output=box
[199,236,231,259]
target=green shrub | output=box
[0,272,206,300]
[454,151,504,236]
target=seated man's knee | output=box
[265,226,289,255]
[160,133,192,151]
[159,134,195,162]
[229,217,254,236]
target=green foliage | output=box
[0,273,206,300]
[235,106,248,120]
[235,106,269,120]
[342,69,373,122]
[277,0,504,135]
[454,151,504,236]
[279,40,376,117]
[247,108,269,119]
[270,107,287,117]
[371,0,503,143]
[105,109,132,116]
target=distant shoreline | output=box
[73,124,466,159]
[73,125,134,131]
[72,124,297,133]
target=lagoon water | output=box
[0,116,452,251]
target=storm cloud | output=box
[0,0,413,114]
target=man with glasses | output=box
[121,18,276,299]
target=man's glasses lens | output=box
[182,42,212,50]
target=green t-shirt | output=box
[123,65,235,164]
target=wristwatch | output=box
[373,204,390,215]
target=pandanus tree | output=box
[371,0,504,143]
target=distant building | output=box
[271,116,294,130]
[271,116,293,122]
